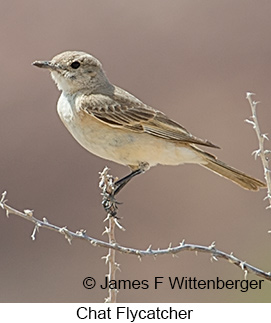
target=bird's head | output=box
[33,51,112,94]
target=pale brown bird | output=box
[33,51,266,194]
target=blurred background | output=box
[0,0,271,303]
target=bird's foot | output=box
[101,191,122,218]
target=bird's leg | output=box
[113,162,150,196]
[114,169,143,195]
[101,163,150,217]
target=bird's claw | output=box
[102,191,122,218]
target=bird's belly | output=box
[57,95,203,167]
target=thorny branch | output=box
[246,92,271,209]
[1,189,271,282]
[99,167,121,303]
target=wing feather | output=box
[80,87,219,148]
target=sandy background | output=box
[0,0,271,302]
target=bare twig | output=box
[246,92,271,209]
[1,190,270,282]
[99,167,121,303]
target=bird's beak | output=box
[32,60,57,70]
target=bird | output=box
[32,51,266,194]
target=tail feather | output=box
[201,157,266,191]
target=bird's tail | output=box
[193,147,266,191]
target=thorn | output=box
[209,241,216,249]
[31,223,40,241]
[114,218,125,231]
[102,226,110,235]
[245,118,256,126]
[246,92,255,99]
[252,100,261,106]
[76,229,87,236]
[262,133,269,140]
[252,149,261,159]
[244,270,248,280]
[115,263,121,272]
[180,239,185,247]
[103,214,110,222]
[263,194,271,201]
[240,261,246,271]
[101,254,110,264]
[99,166,110,178]
[146,245,152,252]
[24,209,34,217]
[210,255,218,263]
[0,191,7,208]
[212,255,218,262]
[59,226,73,245]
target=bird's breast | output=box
[57,93,74,123]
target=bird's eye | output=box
[71,61,80,69]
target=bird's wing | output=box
[80,87,219,148]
